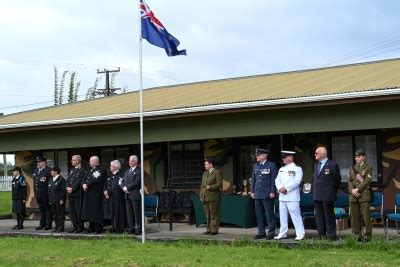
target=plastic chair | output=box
[385,193,400,241]
[370,191,384,226]
[300,193,315,224]
[334,193,350,239]
[144,195,161,231]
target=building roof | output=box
[1,58,400,129]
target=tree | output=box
[85,77,101,100]
[53,66,81,105]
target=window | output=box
[331,133,380,183]
[332,136,353,182]
[57,151,69,178]
[170,142,203,187]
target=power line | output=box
[0,57,185,84]
[310,35,400,68]
[0,101,54,110]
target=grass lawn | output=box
[0,192,11,216]
[0,237,399,266]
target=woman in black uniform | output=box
[11,166,27,230]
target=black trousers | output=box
[37,196,52,227]
[69,196,83,230]
[16,213,25,226]
[126,198,142,232]
[314,200,336,238]
[51,202,65,230]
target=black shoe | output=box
[75,228,84,233]
[51,229,58,233]
[36,226,44,230]
[57,229,64,233]
[203,231,211,235]
[45,226,52,230]
[12,225,18,230]
[134,230,142,236]
[210,232,218,235]
[15,225,23,230]
[253,234,266,240]
[265,235,274,240]
[68,228,77,233]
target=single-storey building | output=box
[0,58,400,217]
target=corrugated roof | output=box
[1,58,400,126]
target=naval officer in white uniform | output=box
[274,151,305,241]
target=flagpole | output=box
[139,0,145,244]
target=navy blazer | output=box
[313,159,341,202]
[251,161,278,199]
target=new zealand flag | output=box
[140,0,186,56]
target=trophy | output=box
[302,183,312,193]
[242,179,248,195]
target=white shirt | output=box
[275,162,303,201]
[53,175,59,182]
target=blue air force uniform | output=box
[251,148,278,239]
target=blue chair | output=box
[334,193,350,239]
[385,193,400,241]
[300,193,315,223]
[370,191,384,225]
[144,195,161,231]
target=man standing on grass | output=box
[313,146,341,241]
[122,155,142,235]
[66,155,86,233]
[274,151,305,241]
[251,148,277,240]
[33,156,53,230]
[348,149,373,242]
[200,157,222,235]
[48,166,66,233]
[81,156,107,234]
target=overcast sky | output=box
[1,0,400,115]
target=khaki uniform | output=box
[348,162,373,240]
[200,168,222,233]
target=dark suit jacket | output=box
[313,159,341,202]
[122,167,141,201]
[66,165,87,197]
[33,166,52,198]
[48,176,66,204]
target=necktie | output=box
[317,161,322,174]
[129,168,133,174]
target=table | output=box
[191,194,257,228]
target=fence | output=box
[0,176,12,191]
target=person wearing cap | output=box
[313,147,341,241]
[66,155,87,233]
[81,156,107,234]
[200,157,223,235]
[11,166,27,230]
[33,156,53,230]
[348,149,373,242]
[48,166,66,232]
[251,148,277,240]
[274,151,305,241]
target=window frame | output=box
[167,140,204,189]
[328,130,382,187]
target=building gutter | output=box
[0,88,399,130]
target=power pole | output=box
[2,154,7,177]
[95,68,121,96]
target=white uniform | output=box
[275,162,305,238]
